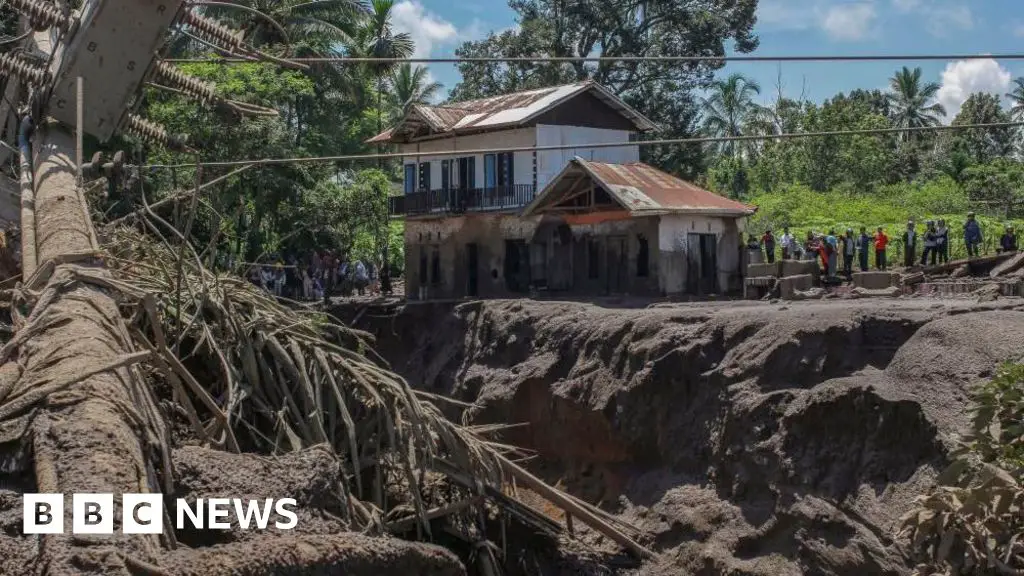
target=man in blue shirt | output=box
[964,212,983,258]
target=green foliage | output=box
[900,364,1024,575]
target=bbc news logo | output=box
[23,494,298,534]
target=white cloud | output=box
[924,5,973,37]
[937,59,1013,120]
[757,0,818,30]
[890,0,973,36]
[820,2,878,41]
[391,1,459,60]
[891,0,921,11]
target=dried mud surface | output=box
[346,296,1024,576]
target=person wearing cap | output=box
[902,220,918,268]
[1000,225,1018,253]
[964,212,982,258]
[841,228,857,279]
[922,220,938,266]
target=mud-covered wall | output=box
[657,214,745,295]
[404,214,662,299]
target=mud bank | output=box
[341,297,1024,575]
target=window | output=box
[458,157,475,189]
[430,246,441,285]
[418,162,431,191]
[483,154,497,190]
[497,152,514,188]
[588,239,599,279]
[441,160,450,191]
[637,235,649,277]
[404,164,416,194]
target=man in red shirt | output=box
[874,227,889,270]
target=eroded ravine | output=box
[340,297,1024,575]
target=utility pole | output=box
[0,1,282,571]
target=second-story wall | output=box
[535,125,638,190]
[397,124,640,196]
[398,128,535,192]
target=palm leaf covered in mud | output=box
[899,364,1024,576]
[100,225,508,532]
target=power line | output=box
[142,121,1024,170]
[161,53,1024,65]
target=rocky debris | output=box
[991,252,1024,278]
[348,297,1024,576]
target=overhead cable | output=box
[140,120,1024,170]
[161,53,1024,65]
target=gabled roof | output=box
[367,81,657,144]
[522,158,756,218]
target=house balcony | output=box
[388,184,537,218]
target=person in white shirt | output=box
[780,227,795,260]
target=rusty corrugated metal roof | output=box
[580,160,756,215]
[366,82,657,143]
[523,158,756,217]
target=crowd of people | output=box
[748,212,1018,280]
[245,250,383,300]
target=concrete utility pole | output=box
[3,3,181,572]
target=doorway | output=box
[504,239,530,293]
[686,233,718,295]
[466,243,479,297]
[605,235,628,294]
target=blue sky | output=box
[391,0,1024,120]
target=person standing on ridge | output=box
[858,226,871,272]
[762,229,776,264]
[842,228,856,279]
[936,219,949,264]
[780,227,795,260]
[964,212,983,258]
[902,220,917,268]
[921,220,938,266]
[875,227,889,270]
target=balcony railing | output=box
[389,184,537,217]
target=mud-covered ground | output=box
[339,295,1024,575]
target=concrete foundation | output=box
[747,262,780,278]
[853,271,899,290]
[779,274,814,300]
[781,259,820,279]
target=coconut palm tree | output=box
[700,73,768,159]
[887,66,946,140]
[389,63,443,112]
[1008,77,1024,122]
[347,0,413,141]
[195,0,364,48]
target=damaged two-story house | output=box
[370,81,756,300]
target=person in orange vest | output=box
[874,227,889,270]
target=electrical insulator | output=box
[153,61,217,103]
[0,51,50,87]
[6,0,74,31]
[181,10,244,52]
[125,114,189,152]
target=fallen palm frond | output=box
[102,225,507,534]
